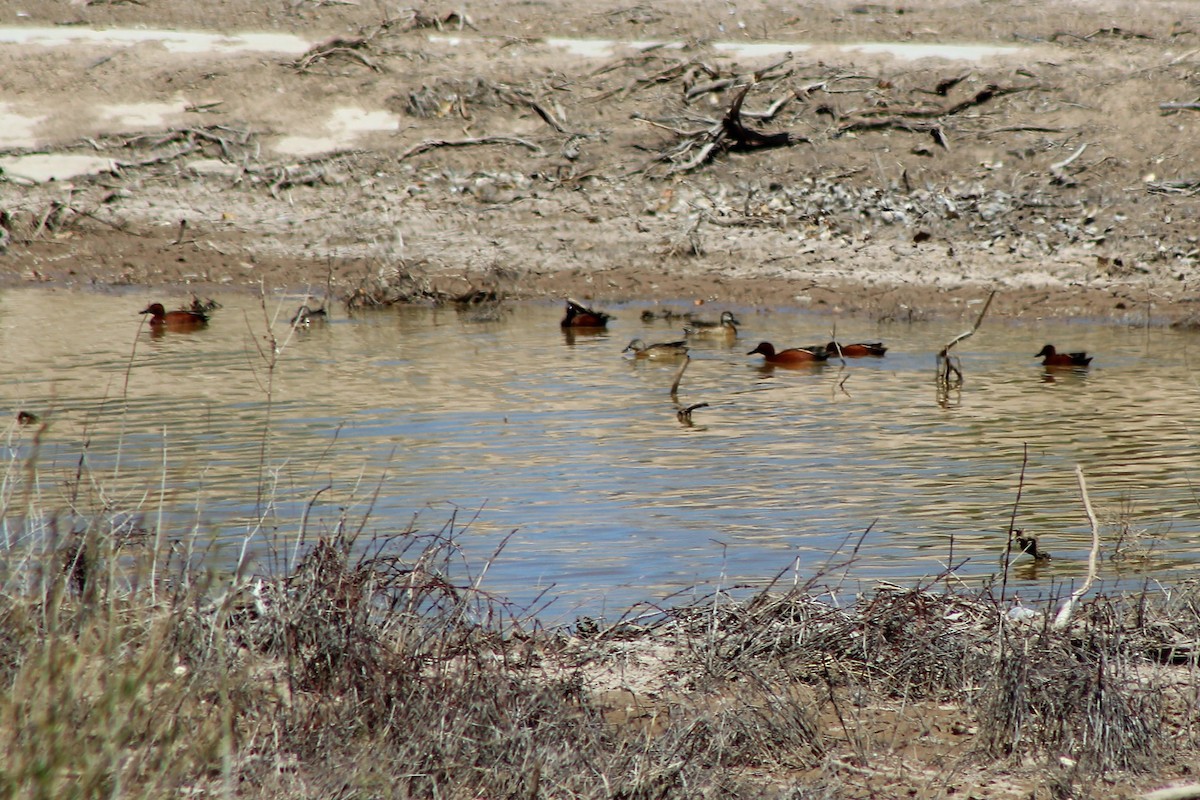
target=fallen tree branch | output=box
[593,60,706,102]
[975,124,1065,135]
[684,55,795,104]
[291,35,383,73]
[1147,179,1200,195]
[1141,784,1200,800]
[397,136,545,163]
[836,85,1035,137]
[1159,101,1200,112]
[1051,26,1154,42]
[645,81,808,174]
[670,355,690,397]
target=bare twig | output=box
[1052,465,1102,629]
[937,290,996,386]
[1049,142,1088,183]
[1000,443,1030,602]
[1141,785,1200,800]
[670,355,690,397]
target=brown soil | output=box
[2,0,1199,325]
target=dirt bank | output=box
[2,0,1199,324]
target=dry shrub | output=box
[976,599,1166,773]
[669,585,996,699]
[834,586,997,696]
[342,257,445,310]
[671,675,825,773]
[199,530,775,799]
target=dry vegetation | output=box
[4,404,1200,799]
[4,2,1200,796]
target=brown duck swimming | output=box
[747,342,829,365]
[826,341,887,358]
[561,298,612,328]
[1035,344,1092,367]
[140,302,209,330]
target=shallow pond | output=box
[1,289,1197,623]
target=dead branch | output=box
[685,78,737,101]
[835,116,943,136]
[498,89,586,136]
[1147,179,1200,196]
[676,401,708,425]
[1051,26,1154,42]
[940,85,1031,115]
[646,82,807,174]
[1141,785,1200,800]
[932,72,970,96]
[1052,465,1102,630]
[586,42,677,79]
[397,136,545,163]
[291,36,383,73]
[936,289,996,387]
[1049,142,1088,184]
[684,55,794,102]
[632,114,716,137]
[836,85,1035,137]
[397,9,476,32]
[115,142,202,169]
[740,93,797,122]
[975,124,1065,135]
[593,60,701,102]
[1159,101,1200,112]
[670,355,690,397]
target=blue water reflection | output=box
[1,289,1198,622]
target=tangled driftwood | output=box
[638,80,808,174]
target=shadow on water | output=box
[1,289,1198,622]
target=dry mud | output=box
[1,0,1198,325]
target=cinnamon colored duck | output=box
[140,302,209,330]
[826,340,888,358]
[684,311,739,339]
[747,341,829,365]
[623,338,689,359]
[1035,344,1092,367]
[561,298,612,329]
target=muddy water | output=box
[1,289,1197,622]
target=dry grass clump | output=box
[342,256,517,315]
[577,579,1185,793]
[976,599,1168,774]
[0,508,792,799]
[660,584,997,699]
